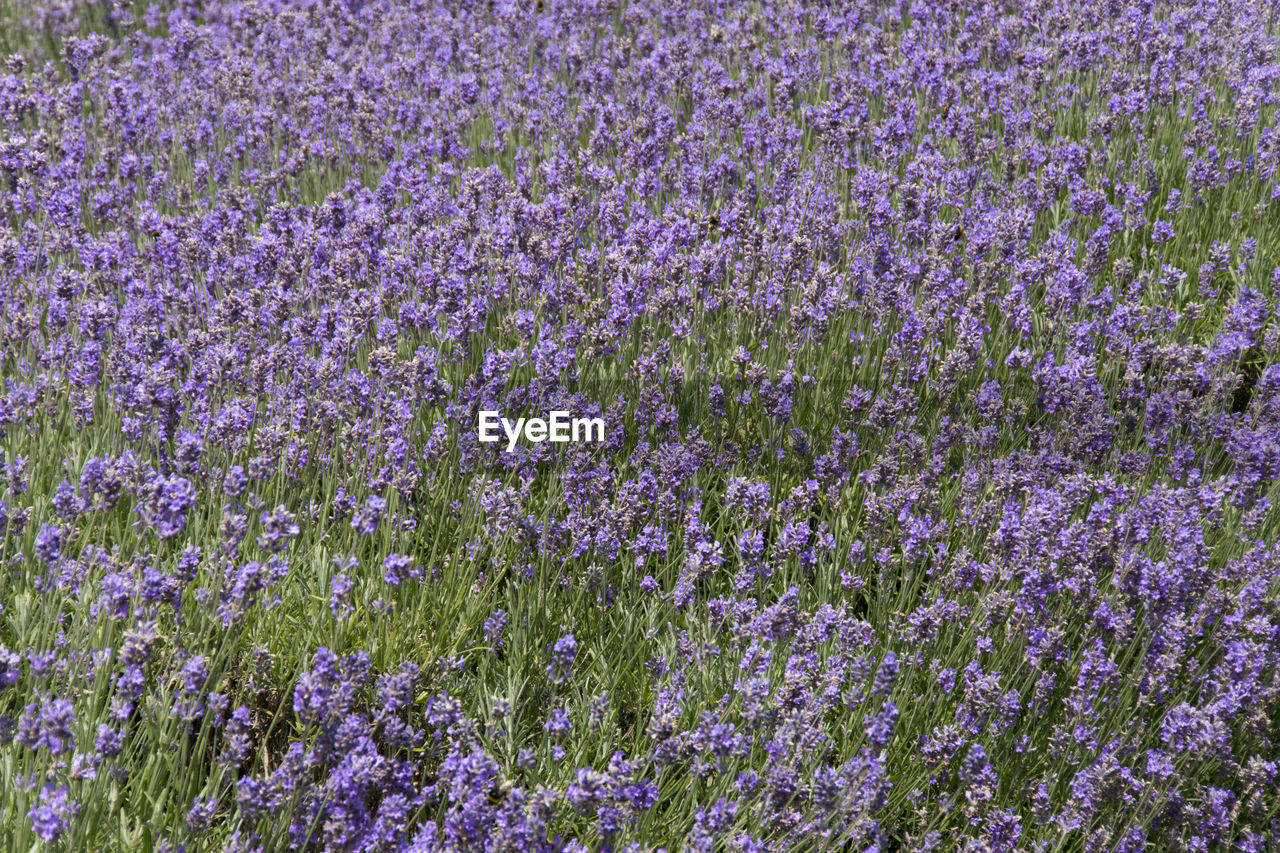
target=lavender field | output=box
[1,0,1279,850]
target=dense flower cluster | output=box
[1,0,1279,850]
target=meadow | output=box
[1,0,1279,850]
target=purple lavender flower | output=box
[329,573,354,620]
[222,466,248,497]
[547,633,577,685]
[865,701,898,748]
[34,523,62,565]
[220,706,253,767]
[135,472,196,539]
[545,705,573,738]
[382,553,421,585]
[257,505,299,552]
[94,724,123,759]
[351,496,387,535]
[0,646,19,687]
[29,783,79,841]
[483,610,508,651]
[17,697,76,755]
[187,795,217,831]
[52,480,83,520]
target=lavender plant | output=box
[1,0,1279,850]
